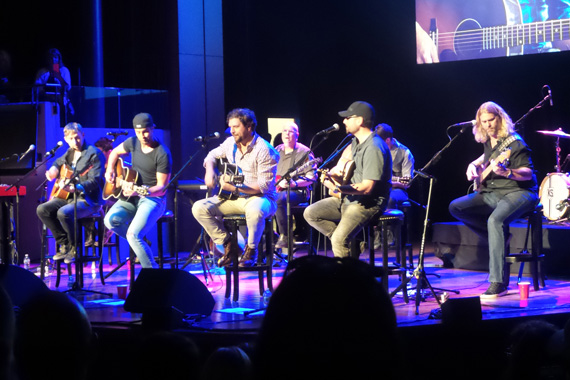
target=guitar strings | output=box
[431,20,570,53]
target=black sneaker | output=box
[480,282,508,299]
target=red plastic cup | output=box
[518,282,530,300]
[117,285,128,300]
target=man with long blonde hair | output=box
[449,101,538,298]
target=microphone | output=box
[413,170,432,179]
[547,85,553,107]
[194,132,220,142]
[45,141,63,158]
[18,144,35,162]
[316,123,340,136]
[451,120,476,128]
[107,131,129,137]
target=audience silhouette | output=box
[200,345,253,380]
[0,285,15,380]
[14,290,94,380]
[253,255,402,380]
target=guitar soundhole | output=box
[454,18,483,60]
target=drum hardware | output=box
[537,128,570,173]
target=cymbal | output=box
[537,129,570,138]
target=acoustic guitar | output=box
[319,158,356,199]
[103,157,149,200]
[49,164,94,201]
[50,164,74,200]
[215,157,244,200]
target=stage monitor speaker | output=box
[441,296,482,325]
[124,268,215,318]
[0,264,49,307]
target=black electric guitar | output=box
[103,157,149,200]
[417,0,570,61]
[215,157,244,200]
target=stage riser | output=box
[433,221,570,277]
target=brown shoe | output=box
[239,246,258,267]
[218,238,241,267]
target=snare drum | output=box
[539,172,570,220]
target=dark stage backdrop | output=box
[221,0,570,226]
[3,0,570,252]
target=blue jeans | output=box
[304,196,386,258]
[37,198,102,247]
[104,197,166,268]
[449,190,538,283]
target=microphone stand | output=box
[513,87,552,140]
[390,129,464,314]
[278,152,319,261]
[168,141,213,283]
[62,159,111,297]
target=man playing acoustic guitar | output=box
[192,108,279,267]
[304,101,392,258]
[449,101,538,298]
[104,113,172,269]
[36,122,106,264]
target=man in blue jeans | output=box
[449,102,538,298]
[304,101,392,258]
[104,113,172,268]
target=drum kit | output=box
[537,128,570,221]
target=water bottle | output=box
[23,254,31,271]
[67,273,75,289]
[91,261,97,279]
[263,288,272,306]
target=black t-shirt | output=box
[481,133,537,194]
[123,137,172,187]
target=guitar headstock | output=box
[136,185,150,197]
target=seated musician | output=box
[304,101,392,258]
[36,122,106,264]
[375,123,414,209]
[104,113,172,269]
[191,108,279,267]
[274,122,316,249]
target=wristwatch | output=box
[332,185,340,194]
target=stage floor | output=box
[35,242,570,332]
[24,242,570,380]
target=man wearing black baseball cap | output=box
[304,101,392,258]
[104,112,172,269]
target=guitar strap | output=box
[489,135,519,161]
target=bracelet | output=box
[507,170,514,179]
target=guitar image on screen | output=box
[416,0,570,61]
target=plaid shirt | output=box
[204,134,279,200]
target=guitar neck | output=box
[480,19,570,50]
